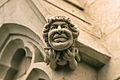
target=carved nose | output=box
[57,25,62,34]
[58,25,61,29]
[57,30,62,34]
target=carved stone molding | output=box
[0,0,9,8]
[0,23,45,79]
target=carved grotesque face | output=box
[43,16,80,70]
[48,21,73,51]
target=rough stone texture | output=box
[0,0,119,80]
[85,0,120,80]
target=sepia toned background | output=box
[0,0,120,80]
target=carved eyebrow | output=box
[61,23,67,25]
[50,24,58,29]
[51,24,58,26]
[51,23,67,27]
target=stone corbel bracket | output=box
[76,41,111,69]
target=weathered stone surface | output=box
[1,0,120,80]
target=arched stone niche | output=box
[0,39,32,80]
[0,23,45,80]
[26,68,50,80]
[0,39,24,79]
[4,48,31,80]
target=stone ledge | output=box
[76,41,111,69]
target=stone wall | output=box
[0,0,119,80]
[85,0,120,80]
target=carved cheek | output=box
[48,29,57,43]
[47,29,74,51]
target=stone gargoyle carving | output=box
[43,16,81,70]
